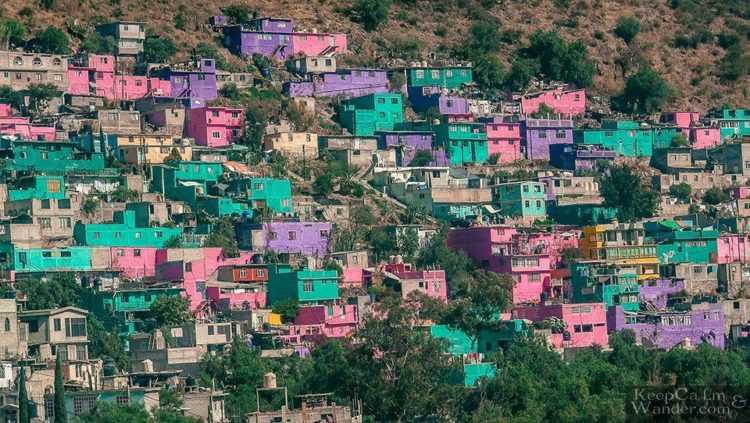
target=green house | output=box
[548,204,617,225]
[573,121,679,157]
[570,260,640,311]
[644,221,719,264]
[436,121,488,165]
[8,176,65,201]
[267,265,339,305]
[73,210,183,248]
[493,181,547,221]
[339,93,404,136]
[708,109,750,140]
[226,177,293,213]
[0,245,93,272]
[82,286,185,336]
[48,388,160,420]
[406,66,473,89]
[152,164,247,217]
[2,140,109,173]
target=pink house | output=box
[291,32,347,56]
[0,104,56,140]
[287,304,358,343]
[205,283,267,311]
[717,235,750,263]
[0,103,12,117]
[341,268,369,289]
[447,226,518,273]
[690,126,721,149]
[69,54,171,101]
[383,263,448,303]
[484,119,522,163]
[660,111,720,149]
[186,107,244,147]
[521,89,586,116]
[497,254,551,304]
[660,111,700,134]
[111,247,158,279]
[512,302,609,349]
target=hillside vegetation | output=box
[2,0,750,112]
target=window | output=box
[73,396,96,414]
[41,199,51,209]
[13,57,22,65]
[415,70,424,78]
[288,231,297,240]
[114,232,121,238]
[320,230,329,237]
[254,182,265,190]
[116,395,129,405]
[38,218,51,229]
[4,318,9,332]
[65,318,87,337]
[54,74,62,81]
[378,97,385,104]
[208,325,215,335]
[538,131,547,139]
[155,231,163,238]
[45,397,54,420]
[303,280,314,292]
[257,269,265,277]
[116,249,125,257]
[134,249,141,257]
[239,269,247,278]
[269,232,277,240]
[528,273,541,283]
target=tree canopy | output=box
[618,68,673,114]
[600,165,659,221]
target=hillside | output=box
[3,0,750,112]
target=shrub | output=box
[353,0,392,31]
[702,187,730,205]
[669,183,692,203]
[523,30,595,87]
[468,20,502,53]
[31,26,70,54]
[144,36,177,63]
[79,32,117,54]
[613,16,640,44]
[718,45,749,82]
[504,58,541,92]
[224,5,252,24]
[1,19,27,48]
[618,68,672,114]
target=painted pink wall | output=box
[0,119,55,141]
[734,187,750,200]
[718,235,750,263]
[341,268,367,289]
[68,68,91,96]
[498,254,551,304]
[111,247,158,279]
[0,104,11,118]
[205,287,267,310]
[291,33,347,56]
[186,107,244,147]
[521,89,586,116]
[690,127,721,149]
[289,304,358,341]
[513,302,609,348]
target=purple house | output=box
[549,143,618,171]
[638,278,686,309]
[375,130,450,166]
[607,303,725,350]
[239,221,332,257]
[167,59,218,108]
[223,18,294,60]
[407,86,468,115]
[520,118,574,161]
[285,69,388,98]
[209,15,229,26]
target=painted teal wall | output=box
[573,121,678,157]
[73,210,183,248]
[436,122,488,165]
[495,182,547,219]
[407,67,473,89]
[267,266,339,305]
[227,178,293,213]
[8,176,66,201]
[340,94,404,136]
[0,245,93,272]
[570,261,640,311]
[4,141,108,173]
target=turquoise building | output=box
[2,139,109,173]
[226,177,293,213]
[405,66,473,89]
[267,264,339,306]
[573,121,679,157]
[570,260,640,311]
[0,245,93,272]
[8,176,65,201]
[339,93,404,136]
[493,181,547,221]
[73,210,183,248]
[436,120,488,165]
[708,109,750,140]
[644,221,719,264]
[548,204,617,225]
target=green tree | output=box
[396,227,420,261]
[504,57,541,92]
[87,315,130,370]
[670,133,690,147]
[409,149,434,167]
[523,30,595,87]
[26,83,60,114]
[367,227,397,261]
[403,204,428,224]
[15,274,80,310]
[351,205,376,225]
[618,68,672,114]
[600,165,659,221]
[0,19,27,48]
[468,20,502,53]
[613,16,640,44]
[313,173,335,197]
[31,26,70,54]
[271,298,299,323]
[150,295,191,326]
[204,216,239,256]
[702,187,730,205]
[144,36,177,63]
[75,403,150,423]
[718,45,749,83]
[83,197,99,216]
[18,365,28,423]
[444,270,512,346]
[417,225,476,295]
[471,53,504,91]
[353,0,392,31]
[54,355,67,423]
[669,183,692,203]
[224,5,252,24]
[0,85,24,110]
[110,186,140,202]
[79,32,117,54]
[163,235,183,249]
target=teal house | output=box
[8,176,65,201]
[2,139,109,173]
[267,264,339,306]
[644,220,719,264]
[73,210,183,248]
[339,93,404,136]
[548,204,617,225]
[0,245,93,273]
[570,260,640,311]
[405,66,473,89]
[46,388,160,421]
[573,121,679,157]
[82,286,185,337]
[226,177,293,213]
[436,120,488,165]
[493,181,547,222]
[708,109,750,140]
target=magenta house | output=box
[223,18,346,60]
[285,69,388,98]
[607,303,725,349]
[167,59,218,107]
[375,130,450,166]
[513,302,609,349]
[383,263,448,303]
[480,117,522,163]
[521,88,586,116]
[521,118,574,161]
[238,221,332,257]
[287,304,358,343]
[407,86,468,115]
[186,106,244,147]
[548,143,617,171]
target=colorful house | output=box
[237,221,332,256]
[8,176,65,201]
[570,260,640,311]
[405,65,473,90]
[225,177,293,213]
[216,264,269,283]
[607,303,725,349]
[339,93,404,136]
[644,221,719,264]
[0,245,95,274]
[186,106,243,147]
[407,86,468,115]
[573,121,679,157]
[166,59,218,107]
[548,143,617,171]
[288,304,358,342]
[513,302,609,349]
[578,223,659,279]
[206,282,267,311]
[73,210,183,248]
[497,254,551,304]
[223,18,346,60]
[521,88,586,116]
[375,130,450,167]
[115,134,192,166]
[2,139,107,174]
[285,69,388,98]
[520,118,574,161]
[707,109,750,140]
[111,247,158,279]
[435,119,488,165]
[68,54,171,101]
[267,265,339,305]
[492,181,547,223]
[479,117,522,163]
[383,262,448,303]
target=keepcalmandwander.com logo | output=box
[628,386,750,421]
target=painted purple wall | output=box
[408,86,468,114]
[607,304,725,349]
[521,119,574,161]
[286,70,388,98]
[376,131,450,166]
[169,59,218,107]
[549,144,618,170]
[245,222,332,256]
[639,279,686,309]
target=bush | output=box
[79,32,117,54]
[718,45,749,82]
[504,58,541,92]
[669,183,692,203]
[1,19,27,48]
[224,5,252,24]
[31,26,70,54]
[717,31,740,49]
[702,187,730,205]
[471,53,504,91]
[613,16,640,44]
[522,30,595,87]
[409,149,434,167]
[468,20,502,53]
[144,36,177,63]
[353,0,392,31]
[618,68,672,114]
